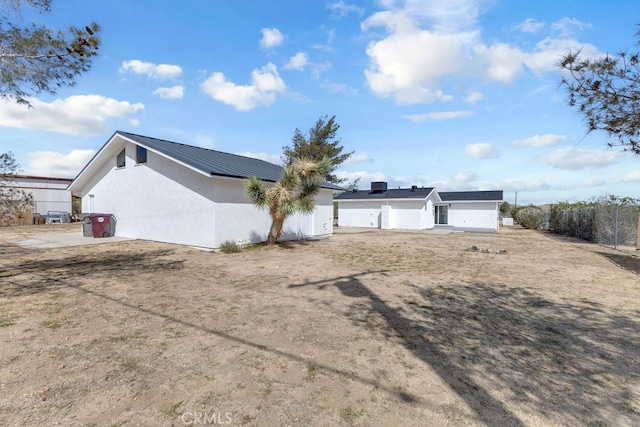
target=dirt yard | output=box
[1,224,639,426]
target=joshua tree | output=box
[246,157,332,245]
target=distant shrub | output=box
[220,240,242,253]
[514,206,544,230]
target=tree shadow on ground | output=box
[596,251,640,275]
[0,250,419,405]
[290,274,640,426]
[0,248,183,298]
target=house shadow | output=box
[289,274,640,425]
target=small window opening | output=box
[136,145,147,164]
[117,149,126,168]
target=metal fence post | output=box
[614,205,619,249]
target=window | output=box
[116,149,126,168]
[136,145,147,164]
[435,205,448,225]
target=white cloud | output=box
[474,42,526,84]
[465,91,484,104]
[623,170,640,182]
[25,149,95,178]
[501,179,550,192]
[513,18,546,34]
[321,80,358,96]
[344,153,372,164]
[541,148,620,170]
[119,59,182,80]
[153,85,185,100]
[360,3,603,104]
[584,178,605,187]
[524,36,600,76]
[235,151,282,165]
[512,134,566,147]
[465,142,496,159]
[451,171,477,183]
[405,110,473,123]
[551,17,592,37]
[335,170,390,188]
[260,28,284,49]
[200,63,286,111]
[328,1,364,17]
[284,52,309,71]
[0,95,144,136]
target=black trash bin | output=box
[82,216,93,237]
[90,213,116,238]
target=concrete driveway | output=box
[11,231,132,249]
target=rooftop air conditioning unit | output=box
[371,181,387,193]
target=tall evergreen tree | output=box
[559,24,640,154]
[282,115,353,184]
[0,0,101,106]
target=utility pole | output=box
[514,192,518,209]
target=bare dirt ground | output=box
[1,224,639,426]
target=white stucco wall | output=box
[447,201,500,232]
[79,143,219,247]
[388,200,423,229]
[75,140,334,248]
[338,198,431,230]
[338,194,500,232]
[211,178,334,245]
[338,201,382,228]
[424,199,435,229]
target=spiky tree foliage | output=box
[559,25,640,154]
[0,0,101,106]
[282,115,353,184]
[1,151,33,225]
[246,157,332,245]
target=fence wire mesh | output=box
[549,205,639,248]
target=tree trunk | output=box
[267,216,285,245]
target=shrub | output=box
[514,206,544,230]
[219,240,242,253]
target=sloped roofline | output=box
[335,187,440,202]
[69,131,344,192]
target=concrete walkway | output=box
[11,231,132,249]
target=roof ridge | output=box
[116,130,279,166]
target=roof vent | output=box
[411,185,418,191]
[370,181,387,193]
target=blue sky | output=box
[2,0,639,205]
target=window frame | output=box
[136,145,147,164]
[435,205,448,225]
[116,149,126,168]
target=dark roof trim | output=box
[439,190,503,202]
[118,131,343,190]
[334,187,435,200]
[10,175,73,182]
[70,131,343,191]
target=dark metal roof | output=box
[117,131,343,190]
[439,190,503,202]
[335,187,435,200]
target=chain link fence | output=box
[548,205,639,249]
